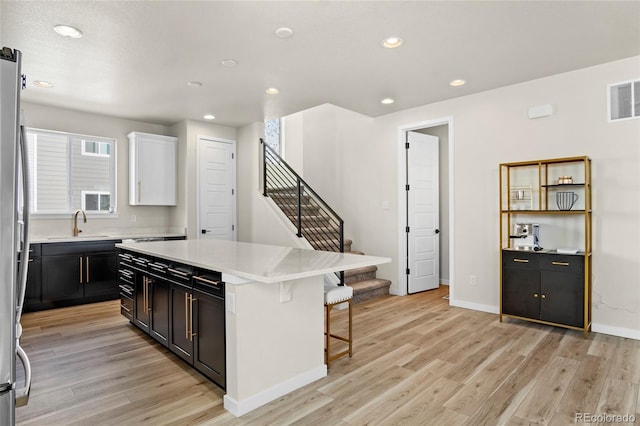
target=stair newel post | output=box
[296,177,303,237]
[261,139,267,197]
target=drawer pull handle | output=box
[120,304,131,313]
[194,275,221,286]
[168,268,189,277]
[552,261,570,266]
[513,259,529,263]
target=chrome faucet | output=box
[73,209,87,236]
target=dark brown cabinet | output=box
[169,282,194,363]
[119,248,226,390]
[193,286,225,386]
[40,241,119,309]
[502,250,585,328]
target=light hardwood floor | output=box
[16,286,640,425]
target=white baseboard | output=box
[450,299,499,314]
[440,279,450,285]
[223,364,327,417]
[592,323,640,340]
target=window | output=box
[82,191,111,212]
[608,79,640,121]
[264,118,281,154]
[81,140,111,157]
[25,128,117,215]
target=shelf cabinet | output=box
[499,156,592,336]
[502,250,584,328]
[128,132,177,206]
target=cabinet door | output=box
[149,277,170,347]
[169,283,193,363]
[129,133,177,206]
[193,289,225,388]
[540,270,584,328]
[134,274,150,332]
[84,252,118,298]
[23,257,41,312]
[42,255,83,302]
[502,267,540,320]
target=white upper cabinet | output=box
[128,132,177,206]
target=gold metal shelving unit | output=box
[499,156,592,337]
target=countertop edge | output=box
[116,241,391,284]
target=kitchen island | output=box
[116,239,390,417]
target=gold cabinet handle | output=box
[193,275,221,286]
[184,293,189,339]
[86,256,90,282]
[189,295,197,341]
[168,268,189,277]
[541,294,546,299]
[120,304,131,313]
[80,256,83,283]
[146,277,152,313]
[513,259,529,263]
[552,261,569,266]
[533,293,539,298]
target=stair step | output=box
[347,250,364,255]
[344,265,378,285]
[349,279,392,304]
[344,239,352,252]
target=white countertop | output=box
[116,239,391,284]
[31,233,185,244]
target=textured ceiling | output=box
[2,1,639,127]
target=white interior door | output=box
[407,131,439,293]
[198,137,236,240]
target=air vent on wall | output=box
[608,79,640,122]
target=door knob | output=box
[435,229,440,234]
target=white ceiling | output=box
[2,1,639,128]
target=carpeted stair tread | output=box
[350,279,392,304]
[344,265,377,277]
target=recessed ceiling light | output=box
[382,37,403,48]
[53,25,83,38]
[33,80,54,88]
[221,59,238,67]
[450,79,466,87]
[187,81,203,87]
[275,27,294,38]
[381,98,395,105]
[203,114,215,120]
[265,88,280,95]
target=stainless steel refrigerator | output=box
[1,46,32,425]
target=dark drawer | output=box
[193,270,224,298]
[166,264,193,284]
[502,250,539,269]
[42,240,118,256]
[539,254,584,274]
[120,293,133,320]
[118,269,135,286]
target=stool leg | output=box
[348,299,352,358]
[325,304,331,367]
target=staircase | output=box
[262,140,391,303]
[343,239,392,304]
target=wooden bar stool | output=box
[324,283,353,368]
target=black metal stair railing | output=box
[261,138,345,285]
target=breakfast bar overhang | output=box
[116,239,390,417]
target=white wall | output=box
[168,119,236,239]
[236,122,310,249]
[269,57,640,338]
[371,56,640,338]
[22,102,174,238]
